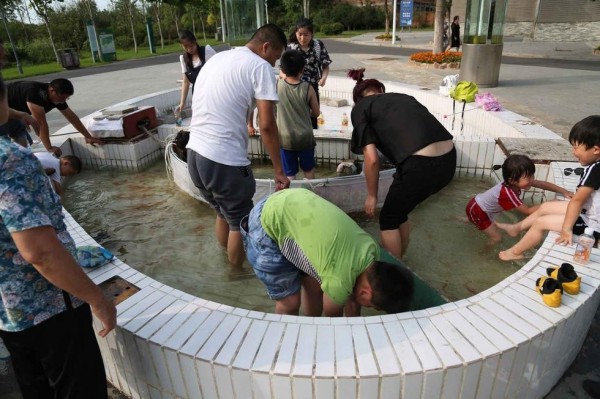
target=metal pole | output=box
[392,0,397,44]
[1,8,23,75]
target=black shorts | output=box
[573,216,600,244]
[380,147,456,230]
[187,149,256,231]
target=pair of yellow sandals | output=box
[536,263,581,307]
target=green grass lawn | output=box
[0,30,393,80]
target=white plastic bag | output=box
[439,74,459,97]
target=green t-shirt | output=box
[261,188,380,305]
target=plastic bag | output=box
[475,92,502,111]
[76,245,115,268]
[439,74,459,97]
[450,81,478,103]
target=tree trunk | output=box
[43,15,60,63]
[125,1,138,53]
[384,0,390,36]
[199,12,206,42]
[432,0,445,53]
[154,5,165,49]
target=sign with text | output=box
[400,0,413,27]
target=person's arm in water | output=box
[60,107,104,146]
[255,99,289,190]
[11,226,117,337]
[27,101,61,156]
[362,143,380,217]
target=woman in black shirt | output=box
[349,69,456,259]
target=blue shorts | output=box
[280,148,315,177]
[241,196,302,300]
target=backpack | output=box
[449,81,478,133]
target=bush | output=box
[12,39,58,65]
[320,22,345,35]
[410,51,462,64]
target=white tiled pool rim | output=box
[48,76,600,398]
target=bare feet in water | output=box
[499,249,524,261]
[496,222,520,237]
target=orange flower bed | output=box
[410,51,462,64]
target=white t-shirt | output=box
[187,46,279,166]
[34,152,60,183]
[179,44,216,73]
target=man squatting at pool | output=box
[241,188,414,316]
[0,78,103,157]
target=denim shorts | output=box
[241,196,302,300]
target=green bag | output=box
[450,81,479,133]
[450,81,478,103]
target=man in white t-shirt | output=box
[33,152,81,198]
[187,24,290,270]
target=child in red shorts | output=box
[466,154,573,246]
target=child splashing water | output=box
[466,154,573,247]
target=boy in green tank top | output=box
[241,188,414,317]
[276,50,320,180]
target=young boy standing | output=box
[241,188,414,317]
[276,50,320,179]
[498,115,600,260]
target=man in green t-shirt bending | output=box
[241,188,414,317]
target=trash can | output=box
[58,48,80,70]
[215,27,222,41]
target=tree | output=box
[29,0,61,62]
[111,0,139,52]
[383,0,390,36]
[432,0,447,53]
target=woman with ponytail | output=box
[348,68,456,259]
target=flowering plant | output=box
[410,51,462,64]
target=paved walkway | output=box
[38,32,599,399]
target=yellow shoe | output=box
[546,262,581,295]
[536,277,563,307]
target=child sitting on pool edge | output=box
[498,116,600,261]
[466,153,573,246]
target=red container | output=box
[121,106,158,139]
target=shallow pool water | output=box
[63,162,526,314]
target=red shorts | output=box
[466,198,492,230]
